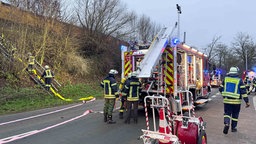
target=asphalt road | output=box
[0,88,255,144]
[0,98,149,144]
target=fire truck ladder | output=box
[0,35,94,102]
[136,26,176,78]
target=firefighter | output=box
[195,78,202,97]
[27,52,35,73]
[41,65,54,91]
[123,71,142,124]
[100,69,119,124]
[244,75,251,95]
[252,76,256,93]
[118,72,132,119]
[219,66,250,134]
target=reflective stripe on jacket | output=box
[41,69,54,78]
[45,70,53,78]
[222,77,240,99]
[101,74,118,99]
[124,77,141,101]
[28,56,35,65]
[219,74,248,104]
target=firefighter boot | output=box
[104,114,108,122]
[124,118,130,124]
[119,112,124,119]
[223,124,229,134]
[231,128,237,132]
[107,115,116,124]
[45,86,50,91]
[134,118,138,124]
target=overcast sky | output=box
[121,0,256,49]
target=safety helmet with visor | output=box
[109,69,118,75]
[229,66,239,74]
[131,71,137,77]
[45,65,50,69]
[127,72,132,78]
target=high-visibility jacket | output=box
[124,77,141,101]
[41,69,54,78]
[219,74,248,104]
[28,56,35,65]
[101,74,118,99]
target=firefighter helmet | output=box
[229,67,239,74]
[128,72,132,78]
[109,69,118,74]
[131,71,137,77]
[45,65,50,69]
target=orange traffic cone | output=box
[158,108,172,144]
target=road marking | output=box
[253,96,256,111]
[211,95,216,98]
[0,98,96,126]
[0,110,92,144]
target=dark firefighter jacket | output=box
[124,77,141,101]
[101,74,118,99]
[219,74,248,104]
[244,77,250,87]
[41,69,54,78]
[253,77,256,86]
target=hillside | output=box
[0,2,127,87]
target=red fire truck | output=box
[121,26,209,144]
[210,69,222,87]
[121,29,211,111]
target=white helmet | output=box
[45,65,50,69]
[131,71,137,77]
[109,69,118,74]
[127,72,132,78]
[229,66,239,74]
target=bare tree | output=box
[232,32,256,71]
[137,14,152,43]
[7,0,62,19]
[74,0,137,76]
[203,36,222,65]
[214,43,235,71]
[203,36,223,72]
[136,14,161,44]
[149,21,161,42]
[76,0,135,38]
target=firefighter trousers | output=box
[125,101,139,123]
[224,103,241,129]
[44,78,52,91]
[104,98,116,116]
[119,96,126,111]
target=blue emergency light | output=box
[171,38,180,46]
